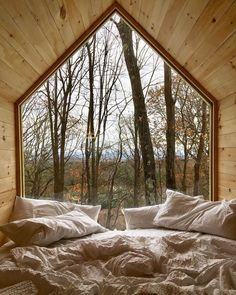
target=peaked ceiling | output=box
[0,0,235,104]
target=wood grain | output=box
[0,98,16,242]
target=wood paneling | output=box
[0,0,115,104]
[0,98,16,243]
[218,96,236,200]
[0,1,234,103]
[218,185,236,201]
[0,190,15,244]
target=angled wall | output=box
[218,94,236,200]
[0,98,16,242]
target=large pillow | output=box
[166,189,204,200]
[153,193,236,240]
[0,210,107,246]
[11,197,101,222]
[122,205,161,230]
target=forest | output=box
[22,16,210,229]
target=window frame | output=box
[15,3,218,200]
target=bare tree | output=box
[193,101,207,195]
[147,72,209,197]
[115,19,157,205]
[164,63,176,190]
[84,26,123,205]
[22,98,53,197]
[43,53,86,200]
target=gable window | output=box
[19,14,211,229]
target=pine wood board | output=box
[218,93,236,109]
[219,173,236,190]
[0,135,15,151]
[181,0,235,70]
[0,122,15,138]
[187,1,236,75]
[157,0,187,48]
[0,106,14,125]
[148,0,174,40]
[0,164,15,180]
[25,0,67,55]
[0,190,15,244]
[1,0,59,65]
[0,58,31,93]
[70,0,99,30]
[218,147,236,162]
[0,33,38,83]
[0,177,16,194]
[44,0,75,49]
[219,118,236,135]
[59,0,85,38]
[0,99,14,112]
[218,160,236,175]
[0,3,48,73]
[117,0,142,20]
[219,103,236,123]
[219,133,236,149]
[0,81,21,102]
[218,185,236,200]
[208,77,236,100]
[201,55,236,90]
[167,0,209,60]
[0,150,15,180]
[192,30,236,81]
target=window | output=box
[20,14,211,229]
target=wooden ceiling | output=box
[0,0,235,104]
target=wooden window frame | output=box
[15,2,218,200]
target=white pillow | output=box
[0,210,107,246]
[166,189,204,200]
[153,193,236,240]
[11,197,101,222]
[122,205,161,230]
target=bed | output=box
[0,191,236,295]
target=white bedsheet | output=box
[0,229,236,294]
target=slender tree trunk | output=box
[85,121,91,203]
[47,77,64,201]
[116,20,157,205]
[133,116,140,206]
[164,63,176,190]
[80,147,85,204]
[181,137,188,193]
[106,141,123,229]
[86,40,97,205]
[193,101,207,195]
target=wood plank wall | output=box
[218,94,236,200]
[0,98,16,243]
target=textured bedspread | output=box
[0,230,236,294]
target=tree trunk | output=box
[86,40,97,205]
[193,101,207,195]
[164,63,176,190]
[181,136,188,193]
[116,20,157,205]
[133,116,140,206]
[47,76,64,201]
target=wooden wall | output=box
[218,94,236,200]
[0,98,16,243]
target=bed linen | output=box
[0,229,236,295]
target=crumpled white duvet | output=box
[0,229,236,295]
